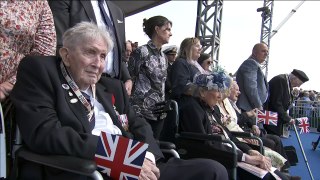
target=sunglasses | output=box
[206,61,213,65]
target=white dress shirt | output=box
[91,0,115,75]
[83,88,155,163]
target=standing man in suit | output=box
[264,69,309,136]
[10,22,228,180]
[48,0,132,95]
[236,43,269,112]
[236,43,269,133]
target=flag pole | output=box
[292,123,314,180]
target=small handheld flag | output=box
[95,132,149,180]
[257,110,278,126]
[296,117,310,134]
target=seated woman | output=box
[228,79,290,170]
[179,72,289,180]
[217,79,287,170]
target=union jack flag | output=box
[296,117,310,134]
[95,132,149,180]
[257,110,278,126]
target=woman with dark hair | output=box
[198,53,213,73]
[128,16,172,139]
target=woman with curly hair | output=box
[128,16,172,139]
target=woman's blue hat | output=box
[193,71,231,91]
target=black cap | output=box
[163,46,177,55]
[291,69,309,83]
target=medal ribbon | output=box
[60,62,94,121]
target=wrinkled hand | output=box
[246,154,271,171]
[124,79,133,96]
[246,110,256,117]
[248,150,261,157]
[244,138,259,146]
[252,125,261,136]
[289,119,295,125]
[139,159,160,180]
[0,81,13,102]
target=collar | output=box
[147,40,163,57]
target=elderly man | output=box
[124,40,133,64]
[10,22,227,180]
[264,69,309,136]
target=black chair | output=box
[4,104,179,180]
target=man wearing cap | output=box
[164,46,177,99]
[264,69,309,136]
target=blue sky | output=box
[125,1,320,92]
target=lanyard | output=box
[60,62,94,121]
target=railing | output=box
[289,100,320,129]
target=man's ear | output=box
[59,47,70,67]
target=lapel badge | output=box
[117,19,123,23]
[70,98,78,104]
[62,84,70,90]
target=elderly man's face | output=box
[229,83,241,102]
[253,44,268,64]
[125,42,132,62]
[63,38,107,90]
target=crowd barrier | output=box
[289,100,320,129]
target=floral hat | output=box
[193,71,231,91]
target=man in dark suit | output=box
[48,0,132,95]
[264,69,309,136]
[10,22,228,180]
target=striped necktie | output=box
[82,92,96,131]
[97,0,119,77]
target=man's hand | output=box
[289,119,295,125]
[252,125,261,136]
[124,79,133,96]
[0,81,13,102]
[248,149,261,157]
[139,159,160,180]
[246,109,256,117]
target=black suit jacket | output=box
[10,56,162,179]
[264,74,292,136]
[48,0,130,81]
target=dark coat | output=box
[10,56,162,179]
[178,97,257,162]
[264,74,292,136]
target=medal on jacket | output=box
[112,94,129,131]
[60,62,94,122]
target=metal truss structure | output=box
[258,0,274,78]
[195,0,223,66]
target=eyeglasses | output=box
[206,61,213,65]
